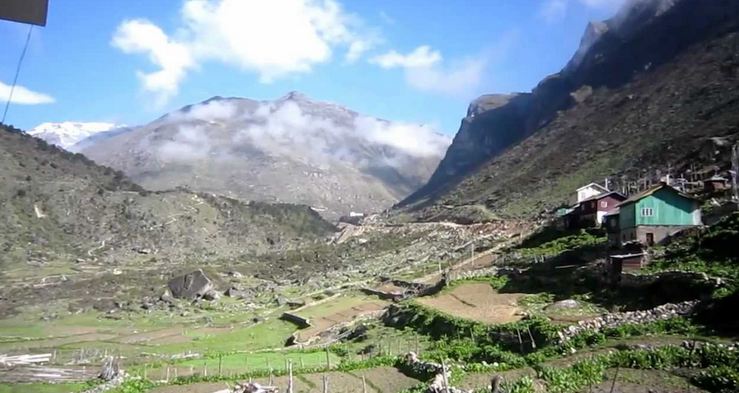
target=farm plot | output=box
[292,296,388,343]
[415,283,524,324]
[149,367,420,393]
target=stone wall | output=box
[557,300,698,343]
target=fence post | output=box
[325,347,331,369]
[362,375,367,393]
[441,359,450,393]
[322,374,329,393]
[608,366,620,393]
[218,354,223,376]
[287,360,294,393]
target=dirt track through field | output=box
[416,283,523,324]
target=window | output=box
[600,200,608,208]
[641,207,654,217]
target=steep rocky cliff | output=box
[399,0,739,222]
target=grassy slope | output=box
[0,124,336,266]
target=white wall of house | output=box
[577,185,606,202]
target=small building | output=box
[603,208,620,247]
[576,182,609,203]
[610,252,648,271]
[618,183,702,246]
[578,191,626,227]
[703,175,730,193]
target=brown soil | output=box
[350,366,422,392]
[150,382,231,393]
[416,283,523,324]
[295,302,387,342]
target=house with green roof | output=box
[617,183,702,246]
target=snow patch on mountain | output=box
[28,122,122,150]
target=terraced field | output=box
[415,282,524,324]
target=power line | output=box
[2,24,34,124]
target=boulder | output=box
[545,299,579,310]
[202,289,220,301]
[167,269,214,300]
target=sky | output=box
[0,0,626,135]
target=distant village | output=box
[554,156,737,272]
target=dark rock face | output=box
[167,269,214,300]
[400,0,739,210]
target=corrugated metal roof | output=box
[617,183,698,206]
[579,190,626,203]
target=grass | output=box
[516,228,606,257]
[140,350,341,377]
[0,382,85,393]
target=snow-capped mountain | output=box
[28,122,122,150]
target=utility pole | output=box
[732,143,739,205]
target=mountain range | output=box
[65,92,448,220]
[398,0,739,222]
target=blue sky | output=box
[0,0,624,135]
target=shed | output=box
[703,175,730,193]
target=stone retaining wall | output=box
[557,300,699,343]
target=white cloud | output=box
[370,46,441,69]
[404,57,487,96]
[174,99,452,167]
[157,125,211,161]
[112,19,194,105]
[354,116,450,158]
[369,38,518,97]
[0,81,55,105]
[113,0,372,103]
[539,0,627,22]
[539,0,568,23]
[370,45,485,96]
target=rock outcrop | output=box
[167,270,214,300]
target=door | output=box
[645,232,654,246]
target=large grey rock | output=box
[545,299,580,310]
[167,269,214,300]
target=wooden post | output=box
[322,374,329,393]
[166,366,170,382]
[441,359,450,393]
[362,375,367,393]
[269,369,274,385]
[287,360,294,393]
[516,328,523,353]
[732,143,739,205]
[608,366,620,393]
[203,360,208,377]
[218,354,223,376]
[526,327,536,350]
[325,347,331,369]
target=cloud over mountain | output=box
[112,0,374,104]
